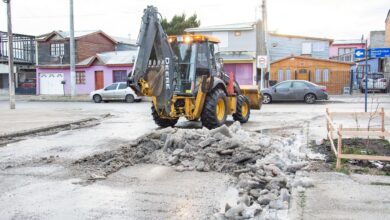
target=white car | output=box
[90,82,142,103]
[360,73,388,93]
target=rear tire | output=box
[93,95,102,103]
[304,93,316,104]
[233,95,250,123]
[125,94,135,103]
[151,106,178,128]
[201,88,228,129]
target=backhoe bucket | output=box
[240,85,262,110]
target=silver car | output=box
[261,80,329,104]
[360,73,388,93]
[90,82,141,103]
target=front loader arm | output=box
[129,6,176,114]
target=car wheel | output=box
[262,94,272,104]
[125,94,135,103]
[93,95,102,103]
[304,93,316,104]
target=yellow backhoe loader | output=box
[128,6,262,129]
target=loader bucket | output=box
[240,85,262,110]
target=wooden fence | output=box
[326,107,390,169]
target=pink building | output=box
[329,39,365,62]
[36,51,136,95]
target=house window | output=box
[278,69,284,81]
[76,71,86,84]
[50,43,65,56]
[315,69,321,82]
[302,42,312,55]
[323,69,329,82]
[113,70,128,83]
[285,69,291,80]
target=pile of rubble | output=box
[74,122,313,219]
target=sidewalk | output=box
[0,108,104,138]
[0,95,90,102]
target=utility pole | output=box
[261,0,270,89]
[4,0,15,109]
[69,0,76,97]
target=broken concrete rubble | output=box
[73,121,310,219]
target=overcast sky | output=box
[0,0,388,40]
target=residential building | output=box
[0,31,36,94]
[36,51,136,95]
[384,10,390,74]
[35,30,137,95]
[268,33,333,61]
[271,56,352,94]
[329,39,365,62]
[185,21,265,86]
[370,31,385,48]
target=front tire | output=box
[233,95,250,123]
[201,88,228,129]
[262,94,272,104]
[304,93,316,104]
[93,95,102,103]
[125,94,135,103]
[151,106,178,128]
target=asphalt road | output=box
[0,96,390,219]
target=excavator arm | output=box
[129,6,176,114]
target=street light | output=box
[3,0,15,109]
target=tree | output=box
[161,13,200,35]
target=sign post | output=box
[355,46,390,112]
[257,55,267,90]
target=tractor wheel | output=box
[151,106,178,128]
[201,88,228,129]
[233,95,250,123]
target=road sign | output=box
[354,49,365,59]
[369,48,390,58]
[257,55,267,68]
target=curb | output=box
[0,117,100,139]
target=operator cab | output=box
[168,35,224,96]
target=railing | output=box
[326,108,390,169]
[0,31,35,64]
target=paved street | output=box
[0,96,390,219]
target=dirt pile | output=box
[73,122,312,219]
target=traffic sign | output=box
[369,48,390,58]
[354,49,365,59]
[257,55,267,68]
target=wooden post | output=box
[381,107,385,139]
[326,108,329,137]
[336,124,343,169]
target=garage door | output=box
[39,73,64,95]
[224,63,253,85]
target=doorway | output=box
[296,69,309,81]
[95,71,104,90]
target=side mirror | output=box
[218,57,224,69]
[273,87,277,92]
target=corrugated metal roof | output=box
[269,33,333,42]
[185,22,255,32]
[36,30,118,44]
[332,39,364,45]
[112,36,137,45]
[97,50,137,65]
[220,53,254,61]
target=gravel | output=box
[73,122,312,219]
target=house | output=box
[35,30,137,95]
[384,10,390,74]
[36,50,136,95]
[0,31,36,94]
[270,55,353,94]
[268,33,333,61]
[185,21,265,86]
[329,39,365,62]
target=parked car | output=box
[360,73,387,93]
[261,80,329,104]
[90,82,141,103]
